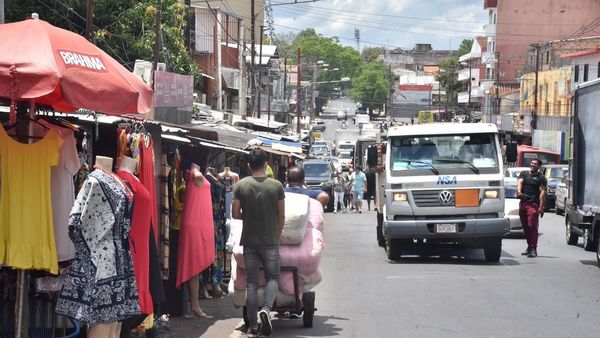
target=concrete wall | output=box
[494,0,600,84]
[520,67,571,117]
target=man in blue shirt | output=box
[350,166,367,213]
[284,166,330,208]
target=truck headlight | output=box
[393,192,408,202]
[484,189,499,199]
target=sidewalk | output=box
[168,293,245,338]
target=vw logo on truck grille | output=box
[439,190,454,205]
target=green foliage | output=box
[6,0,202,86]
[435,39,473,106]
[350,61,390,109]
[362,47,386,62]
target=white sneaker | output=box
[259,309,272,336]
[333,210,337,214]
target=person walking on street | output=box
[365,168,376,211]
[516,158,547,258]
[332,170,346,213]
[232,150,285,337]
[349,166,367,213]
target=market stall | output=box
[0,17,152,338]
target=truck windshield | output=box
[389,133,500,176]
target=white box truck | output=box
[565,78,600,263]
[371,123,509,262]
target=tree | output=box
[350,61,390,110]
[362,47,386,62]
[436,39,473,107]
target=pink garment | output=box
[139,138,159,247]
[234,228,324,275]
[307,198,325,231]
[117,170,153,314]
[234,266,322,295]
[176,170,215,288]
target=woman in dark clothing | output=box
[365,169,376,211]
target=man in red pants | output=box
[516,159,547,258]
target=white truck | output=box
[371,123,509,262]
[565,78,600,263]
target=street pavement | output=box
[170,210,600,338]
[170,103,600,337]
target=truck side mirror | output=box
[367,146,378,167]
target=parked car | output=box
[504,167,530,198]
[541,164,568,210]
[311,120,326,132]
[337,151,353,171]
[309,145,329,158]
[300,159,335,211]
[505,196,522,233]
[554,173,569,215]
[321,156,342,173]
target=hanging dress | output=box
[117,170,154,315]
[176,170,215,288]
[0,126,62,274]
[202,175,226,284]
[56,169,140,324]
[139,137,159,247]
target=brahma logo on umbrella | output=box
[58,50,107,71]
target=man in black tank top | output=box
[516,158,548,258]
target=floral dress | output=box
[56,169,140,324]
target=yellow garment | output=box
[172,183,186,230]
[266,165,274,178]
[0,126,62,274]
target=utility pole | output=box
[296,48,301,135]
[533,44,540,130]
[152,0,162,89]
[257,25,264,118]
[495,51,500,119]
[250,0,256,117]
[216,10,223,111]
[86,0,93,41]
[283,57,288,125]
[239,25,247,119]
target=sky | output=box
[271,0,489,51]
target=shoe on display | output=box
[259,309,272,336]
[521,247,531,256]
[527,249,537,258]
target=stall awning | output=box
[162,134,192,143]
[248,145,305,159]
[187,136,249,155]
[256,137,303,154]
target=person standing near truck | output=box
[349,166,367,213]
[516,158,547,258]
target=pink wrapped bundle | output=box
[233,266,322,295]
[307,198,324,231]
[234,228,324,275]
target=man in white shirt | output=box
[349,166,367,213]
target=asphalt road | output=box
[197,104,600,338]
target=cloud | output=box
[272,0,487,50]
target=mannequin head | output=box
[116,156,137,174]
[95,156,114,171]
[224,167,231,173]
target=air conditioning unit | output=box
[157,62,166,72]
[133,59,153,86]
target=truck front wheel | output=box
[386,238,406,261]
[483,237,502,262]
[566,217,579,245]
[376,212,385,247]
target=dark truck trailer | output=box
[566,78,600,263]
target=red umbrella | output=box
[0,18,153,120]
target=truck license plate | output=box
[435,223,457,233]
